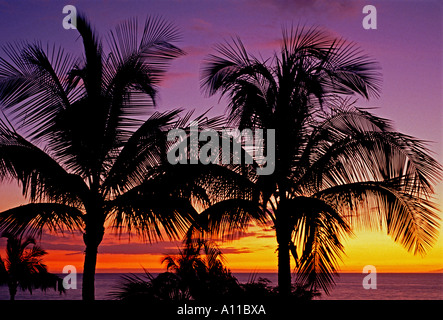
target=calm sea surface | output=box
[0,273,441,300]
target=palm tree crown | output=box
[0,232,64,300]
[110,239,240,301]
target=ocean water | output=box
[0,273,441,300]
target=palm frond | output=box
[107,15,185,84]
[0,42,78,140]
[294,106,442,198]
[0,117,89,203]
[0,203,84,238]
[316,181,440,256]
[103,109,181,196]
[192,199,269,241]
[287,197,351,295]
[318,38,382,99]
[107,182,199,242]
[75,13,103,99]
[201,36,258,97]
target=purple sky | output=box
[0,0,442,270]
[0,0,441,149]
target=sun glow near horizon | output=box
[35,227,443,274]
[1,181,443,274]
[0,176,442,275]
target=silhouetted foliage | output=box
[110,239,241,301]
[0,232,64,300]
[110,241,319,301]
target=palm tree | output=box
[110,239,240,301]
[200,26,442,296]
[111,271,190,301]
[0,14,205,300]
[0,232,64,300]
[162,238,240,300]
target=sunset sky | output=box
[0,0,442,274]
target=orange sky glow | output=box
[0,182,442,274]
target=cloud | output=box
[39,242,84,253]
[37,231,183,255]
[40,240,183,255]
[161,71,196,87]
[99,241,182,255]
[256,234,274,239]
[219,228,275,241]
[31,224,275,257]
[248,0,362,15]
[190,18,213,32]
[254,38,283,50]
[220,246,253,254]
[221,230,258,241]
[181,45,209,57]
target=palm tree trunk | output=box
[276,193,292,297]
[82,213,104,301]
[82,241,99,301]
[277,234,292,297]
[276,218,292,297]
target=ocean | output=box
[0,273,442,300]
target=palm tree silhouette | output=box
[0,232,64,300]
[111,239,240,301]
[200,26,442,296]
[112,237,320,301]
[0,14,204,300]
[162,238,239,300]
